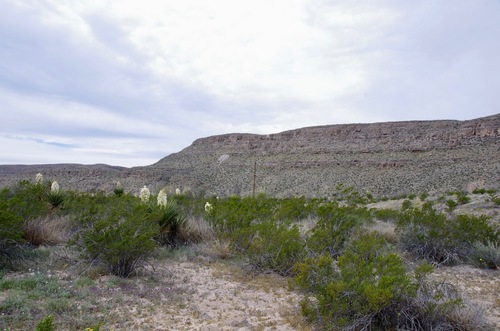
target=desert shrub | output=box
[457,194,470,205]
[467,241,500,269]
[334,183,370,206]
[273,196,321,222]
[401,199,412,211]
[6,181,51,221]
[419,192,429,201]
[36,314,54,331]
[295,235,485,330]
[399,269,487,331]
[397,206,499,265]
[0,190,25,269]
[75,199,159,277]
[372,208,400,221]
[454,214,498,244]
[205,195,275,252]
[246,221,305,276]
[472,188,487,194]
[445,198,458,212]
[296,234,413,330]
[306,204,369,258]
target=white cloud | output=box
[1,0,499,166]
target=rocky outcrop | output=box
[1,114,499,198]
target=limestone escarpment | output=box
[1,114,499,197]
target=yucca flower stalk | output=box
[47,180,64,208]
[51,181,59,193]
[204,202,213,213]
[140,185,150,203]
[35,173,43,185]
[157,189,167,208]
[175,188,181,195]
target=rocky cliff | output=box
[1,114,499,198]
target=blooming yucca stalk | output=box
[140,185,150,203]
[157,189,167,208]
[35,173,43,185]
[47,180,64,208]
[204,202,213,213]
[51,181,59,193]
[175,188,181,195]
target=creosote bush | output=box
[74,196,159,277]
[36,314,54,331]
[295,234,485,330]
[396,204,499,265]
[306,204,370,258]
[0,189,25,269]
[296,234,413,330]
[246,221,305,276]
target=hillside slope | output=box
[1,114,499,197]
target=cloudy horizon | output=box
[1,0,499,167]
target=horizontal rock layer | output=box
[1,114,499,198]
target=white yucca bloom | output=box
[51,181,59,193]
[157,189,167,208]
[35,173,43,185]
[116,181,122,189]
[140,185,150,203]
[204,202,213,213]
[175,188,181,195]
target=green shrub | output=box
[295,234,484,330]
[296,234,413,330]
[0,190,25,269]
[372,208,400,221]
[457,194,470,205]
[306,204,369,258]
[397,206,499,265]
[445,199,458,212]
[334,183,369,206]
[246,221,305,276]
[36,314,54,331]
[401,199,412,211]
[6,181,51,221]
[472,188,487,194]
[75,199,159,277]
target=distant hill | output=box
[1,114,499,198]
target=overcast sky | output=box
[1,0,499,167]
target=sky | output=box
[1,0,499,167]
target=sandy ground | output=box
[106,259,310,331]
[103,259,499,331]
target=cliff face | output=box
[1,114,499,197]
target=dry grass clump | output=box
[23,216,71,246]
[362,219,399,244]
[203,238,234,260]
[179,217,214,244]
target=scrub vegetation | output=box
[0,177,498,330]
